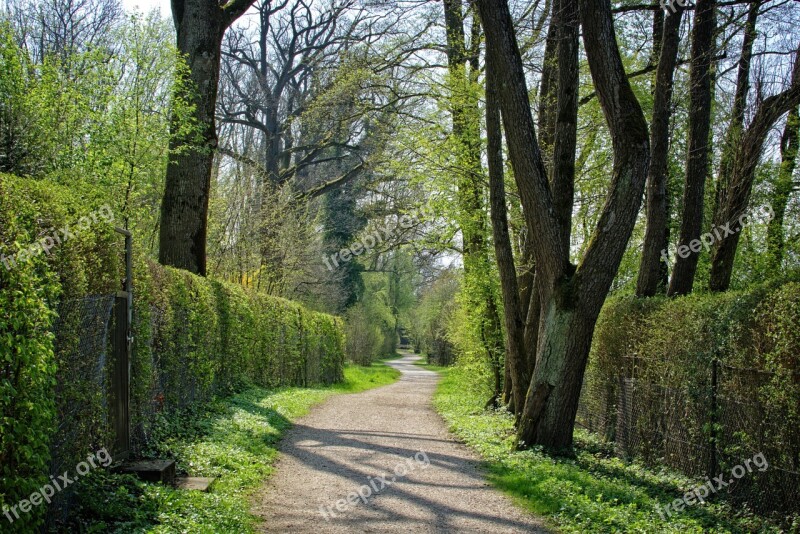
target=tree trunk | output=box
[714,2,759,220]
[487,55,529,418]
[478,0,649,451]
[709,47,800,291]
[550,0,579,253]
[767,107,800,270]
[518,296,596,449]
[667,0,716,296]
[636,6,683,297]
[443,0,505,406]
[537,2,559,162]
[159,0,255,275]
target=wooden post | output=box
[112,228,133,460]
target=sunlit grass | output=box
[431,366,793,534]
[68,362,401,533]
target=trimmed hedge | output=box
[0,173,345,528]
[129,261,345,452]
[580,280,800,518]
[1,174,118,529]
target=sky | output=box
[121,0,165,16]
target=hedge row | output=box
[580,280,800,517]
[130,261,346,452]
[0,174,345,529]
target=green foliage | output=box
[0,22,41,176]
[408,268,459,365]
[343,251,417,364]
[1,171,122,528]
[129,261,346,453]
[344,301,385,365]
[66,363,400,532]
[432,366,791,534]
[0,176,59,531]
[585,280,800,518]
[0,14,199,256]
[0,171,346,526]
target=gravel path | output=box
[253,352,547,533]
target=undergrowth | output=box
[62,362,400,533]
[432,365,797,534]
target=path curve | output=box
[253,352,547,533]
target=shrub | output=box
[0,176,60,531]
[344,302,384,365]
[581,281,800,519]
[129,262,346,454]
[0,173,346,526]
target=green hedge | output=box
[1,174,118,530]
[0,173,345,528]
[580,280,800,517]
[129,261,345,452]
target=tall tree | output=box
[486,52,528,418]
[767,106,800,270]
[443,0,505,407]
[636,3,684,297]
[4,0,122,64]
[714,0,759,220]
[159,0,256,275]
[477,0,650,449]
[709,46,800,291]
[667,0,716,296]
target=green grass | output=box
[66,362,400,533]
[430,366,796,534]
[335,360,401,392]
[412,358,450,373]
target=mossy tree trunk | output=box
[477,0,650,450]
[443,0,505,407]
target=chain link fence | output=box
[577,355,800,519]
[47,295,116,526]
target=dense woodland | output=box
[2,0,800,530]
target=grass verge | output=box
[431,365,795,534]
[64,362,400,533]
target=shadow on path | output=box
[253,352,547,533]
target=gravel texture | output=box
[253,352,548,533]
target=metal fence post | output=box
[709,357,719,480]
[112,228,132,460]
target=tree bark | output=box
[551,0,579,253]
[159,0,256,275]
[767,107,800,270]
[636,5,683,297]
[667,0,716,296]
[487,55,529,418]
[538,2,559,162]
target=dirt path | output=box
[253,352,547,533]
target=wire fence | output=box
[47,295,116,526]
[576,356,800,520]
